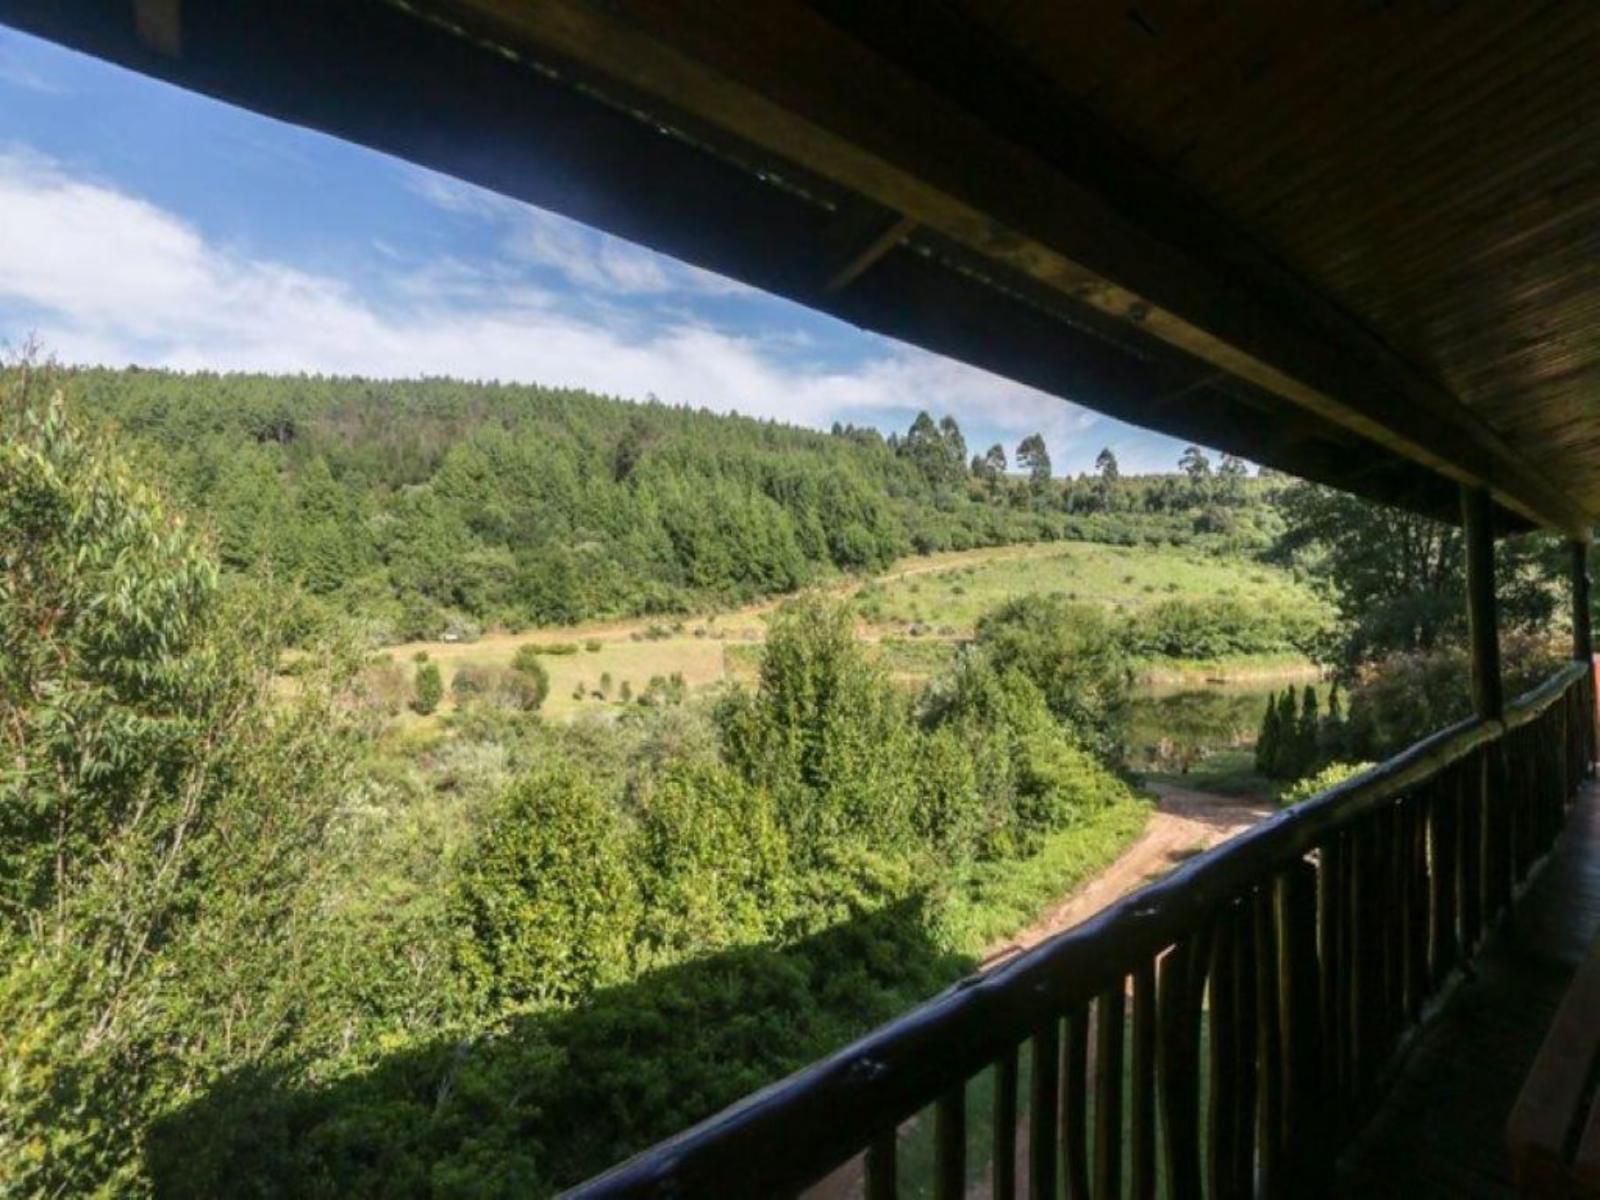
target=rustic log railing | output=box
[571,662,1595,1199]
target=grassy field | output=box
[851,541,1321,633]
[373,541,1327,728]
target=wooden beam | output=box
[131,0,180,56]
[441,0,1592,536]
[0,0,1530,531]
[825,213,916,293]
[1573,541,1594,663]
[1462,486,1505,720]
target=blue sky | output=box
[0,26,1200,474]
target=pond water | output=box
[1125,674,1327,777]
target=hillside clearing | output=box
[372,540,1327,727]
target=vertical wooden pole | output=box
[1031,1022,1060,1200]
[934,1085,966,1200]
[1130,962,1158,1200]
[993,1047,1018,1200]
[1461,486,1503,720]
[1093,985,1125,1200]
[866,1132,897,1200]
[1572,540,1593,662]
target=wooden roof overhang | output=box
[7,0,1599,537]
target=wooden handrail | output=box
[1505,661,1589,730]
[570,662,1595,1198]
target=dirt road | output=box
[981,782,1272,969]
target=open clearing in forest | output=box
[376,540,1324,725]
[852,539,1320,632]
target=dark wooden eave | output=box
[5,0,1596,536]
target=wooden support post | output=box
[1572,540,1593,663]
[1461,486,1503,720]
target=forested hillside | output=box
[1,369,1153,1196]
[60,367,1284,640]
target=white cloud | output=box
[0,150,1108,461]
[409,168,752,297]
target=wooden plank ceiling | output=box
[4,0,1596,535]
[901,0,1600,527]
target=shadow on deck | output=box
[1340,779,1600,1198]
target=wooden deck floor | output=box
[1339,778,1600,1198]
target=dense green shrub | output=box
[1343,634,1564,760]
[909,725,984,860]
[634,760,792,962]
[452,664,546,712]
[1254,694,1280,775]
[454,765,642,1007]
[718,600,917,855]
[640,672,687,707]
[509,647,552,708]
[974,595,1131,758]
[413,661,443,714]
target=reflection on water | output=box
[1126,676,1324,774]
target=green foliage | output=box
[1246,681,1349,783]
[413,660,443,714]
[639,673,687,707]
[634,760,791,962]
[1278,760,1375,806]
[51,367,1298,643]
[974,595,1132,758]
[3,372,1180,1198]
[1342,634,1564,760]
[452,664,546,712]
[1122,595,1326,661]
[719,599,918,854]
[1274,478,1564,667]
[1268,688,1301,779]
[1297,686,1319,769]
[1017,432,1051,492]
[454,764,641,1008]
[0,373,354,1195]
[508,652,552,709]
[1254,695,1280,776]
[910,725,985,860]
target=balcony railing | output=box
[571,661,1596,1199]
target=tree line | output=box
[55,366,1282,643]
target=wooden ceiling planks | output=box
[957,1,1600,518]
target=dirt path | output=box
[980,781,1273,970]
